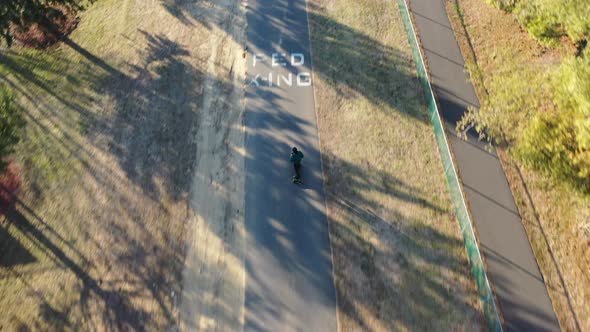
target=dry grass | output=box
[308,0,484,330]
[445,0,590,330]
[0,0,246,330]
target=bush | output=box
[487,0,590,46]
[546,0,590,43]
[0,0,86,47]
[520,48,590,190]
[461,48,590,192]
[456,50,552,145]
[514,1,562,47]
[484,0,518,12]
[554,49,590,162]
[515,110,590,192]
[10,5,80,49]
[0,85,25,171]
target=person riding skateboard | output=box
[290,147,304,183]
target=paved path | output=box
[406,0,560,330]
[243,0,337,330]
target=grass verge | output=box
[308,0,484,330]
[0,0,246,330]
[445,0,590,330]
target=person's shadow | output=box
[292,164,312,190]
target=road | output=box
[406,0,561,330]
[243,0,338,330]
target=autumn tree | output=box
[0,0,85,46]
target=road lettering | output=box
[249,52,311,87]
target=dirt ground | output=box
[445,0,590,330]
[0,0,247,330]
[178,0,247,330]
[308,0,484,330]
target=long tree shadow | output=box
[1,0,483,330]
[4,201,146,331]
[307,4,427,122]
[239,129,483,330]
[237,0,484,329]
[103,30,199,202]
[0,224,37,267]
[321,148,486,330]
[161,0,243,30]
[163,0,427,123]
[2,30,202,203]
[330,213,479,331]
[0,29,208,330]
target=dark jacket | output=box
[290,151,304,165]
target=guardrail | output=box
[394,0,503,330]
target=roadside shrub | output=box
[462,48,590,192]
[515,110,590,192]
[484,0,518,12]
[0,0,86,47]
[520,48,590,190]
[553,48,590,140]
[456,50,552,145]
[0,85,25,171]
[514,1,562,47]
[489,0,590,46]
[544,0,590,43]
[10,5,80,49]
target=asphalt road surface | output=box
[243,0,338,330]
[407,0,560,330]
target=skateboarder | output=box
[290,147,304,183]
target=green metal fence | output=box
[395,0,503,330]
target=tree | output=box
[519,48,590,191]
[456,50,553,145]
[484,0,590,46]
[458,47,590,193]
[0,0,84,46]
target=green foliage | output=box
[520,48,590,190]
[514,1,562,46]
[515,110,590,192]
[544,0,590,42]
[471,0,590,191]
[0,85,25,170]
[484,0,518,12]
[0,0,84,46]
[554,48,590,122]
[457,51,552,145]
[487,0,590,45]
[459,48,590,192]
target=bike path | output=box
[243,0,337,330]
[406,0,560,330]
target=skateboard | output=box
[292,176,302,184]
